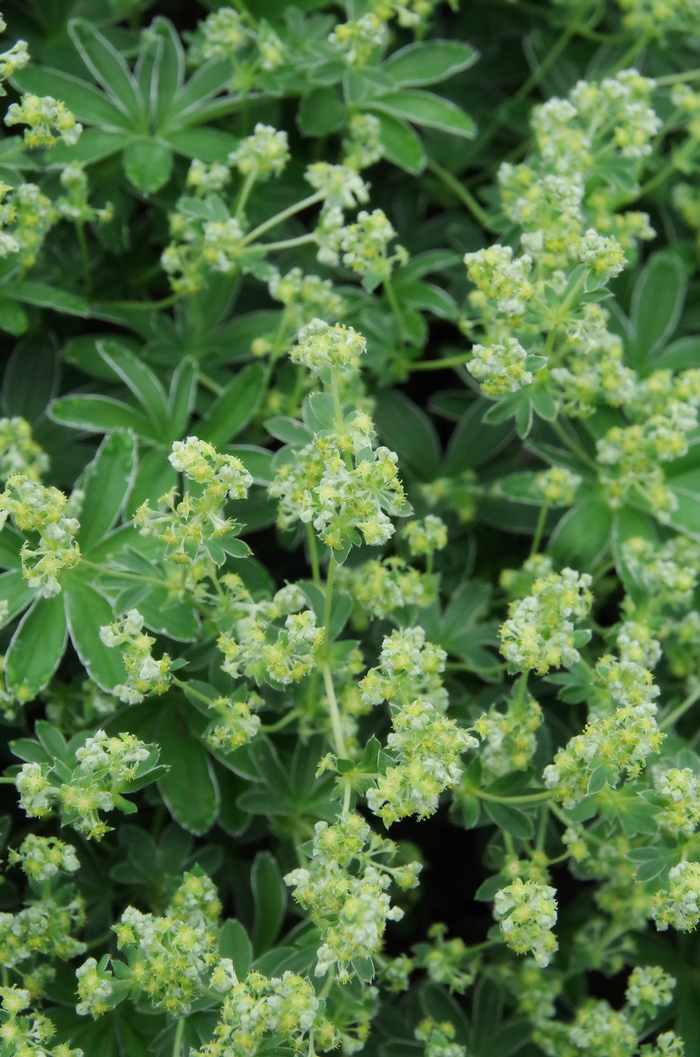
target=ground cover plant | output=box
[5,0,700,1054]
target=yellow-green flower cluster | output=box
[290,320,366,376]
[340,208,408,289]
[360,627,475,823]
[654,766,700,835]
[653,861,700,932]
[135,438,252,564]
[0,417,48,481]
[268,268,345,337]
[339,556,435,621]
[475,690,543,778]
[204,692,262,752]
[414,1018,467,1057]
[500,568,593,674]
[269,421,406,551]
[8,835,80,882]
[415,922,479,994]
[543,697,663,808]
[467,337,532,396]
[191,6,285,79]
[464,245,534,318]
[216,578,322,686]
[343,112,383,170]
[404,515,448,557]
[0,475,81,599]
[534,467,581,505]
[328,14,386,67]
[493,878,558,967]
[0,894,86,968]
[0,182,58,267]
[196,971,335,1057]
[0,986,84,1057]
[186,159,231,195]
[360,626,448,711]
[228,124,290,178]
[99,609,173,704]
[56,163,113,225]
[16,730,155,840]
[5,93,82,147]
[284,813,421,980]
[617,0,700,38]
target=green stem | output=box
[173,1017,185,1057]
[330,368,345,435]
[321,663,347,759]
[660,684,700,731]
[0,776,15,783]
[306,524,321,587]
[383,277,405,346]
[549,418,598,471]
[530,501,549,557]
[76,222,91,297]
[637,160,676,199]
[472,786,551,805]
[411,351,473,372]
[611,34,649,74]
[426,158,498,231]
[536,803,550,852]
[261,711,300,733]
[106,291,183,312]
[198,372,224,397]
[323,555,337,645]
[235,167,258,221]
[251,233,317,253]
[241,190,324,247]
[657,67,700,86]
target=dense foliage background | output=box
[4,1,700,1055]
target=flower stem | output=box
[241,190,324,247]
[660,684,700,731]
[307,523,321,587]
[426,158,498,232]
[173,1017,185,1057]
[530,501,549,557]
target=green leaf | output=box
[0,298,27,336]
[383,40,478,87]
[482,800,535,839]
[6,596,67,701]
[630,250,686,366]
[46,129,132,167]
[76,430,137,552]
[251,851,287,956]
[126,446,177,517]
[298,87,346,136]
[370,110,425,173]
[50,395,158,439]
[148,17,186,129]
[396,280,458,319]
[123,138,173,194]
[0,529,22,571]
[13,64,132,129]
[157,712,219,835]
[69,18,142,121]
[197,363,266,447]
[219,919,252,980]
[170,59,234,119]
[98,342,169,432]
[3,338,58,423]
[165,127,240,163]
[445,399,512,474]
[373,390,440,480]
[627,845,678,883]
[64,574,127,692]
[167,357,197,441]
[7,281,89,317]
[0,569,34,628]
[370,90,476,138]
[548,499,612,568]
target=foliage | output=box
[2,1,700,1055]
